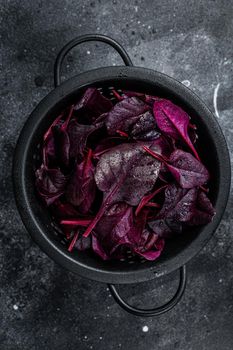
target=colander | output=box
[13,34,231,317]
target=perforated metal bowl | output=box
[13,35,231,316]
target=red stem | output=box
[116,130,129,138]
[83,148,93,178]
[135,184,168,216]
[145,202,160,208]
[112,89,123,101]
[200,185,209,193]
[83,179,123,238]
[68,231,79,252]
[61,219,92,226]
[142,146,168,163]
[44,113,64,141]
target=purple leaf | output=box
[153,99,200,160]
[94,142,162,206]
[67,229,91,252]
[43,133,56,166]
[35,165,67,205]
[52,126,70,167]
[167,150,209,188]
[67,119,98,159]
[93,136,124,159]
[92,204,164,261]
[106,97,150,135]
[83,142,161,238]
[74,88,113,123]
[122,90,161,106]
[45,105,74,168]
[83,179,124,238]
[148,184,196,238]
[130,110,160,140]
[44,113,64,141]
[135,184,168,216]
[143,147,209,189]
[75,233,91,251]
[65,149,96,214]
[92,203,133,259]
[134,227,165,260]
[187,190,216,225]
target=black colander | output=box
[13,34,231,317]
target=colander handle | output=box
[54,34,133,87]
[108,265,186,317]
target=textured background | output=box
[0,1,233,349]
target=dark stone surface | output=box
[0,1,233,349]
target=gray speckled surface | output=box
[0,1,233,349]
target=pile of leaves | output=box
[35,87,215,261]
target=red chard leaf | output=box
[106,97,150,135]
[35,165,67,205]
[153,99,200,160]
[130,110,160,141]
[67,119,98,159]
[92,203,164,261]
[74,87,113,123]
[94,142,162,206]
[135,184,168,216]
[187,190,216,225]
[65,149,96,214]
[122,90,161,106]
[143,147,209,189]
[167,150,209,188]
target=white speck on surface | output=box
[93,316,97,320]
[223,58,231,65]
[142,325,149,332]
[219,278,223,283]
[57,307,60,311]
[148,25,151,29]
[135,6,138,12]
[170,28,173,32]
[99,336,103,340]
[137,20,141,24]
[87,50,91,55]
[182,80,191,87]
[106,287,109,291]
[213,82,220,118]
[112,63,116,66]
[109,294,112,297]
[84,335,88,339]
[13,304,18,310]
[107,306,110,309]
